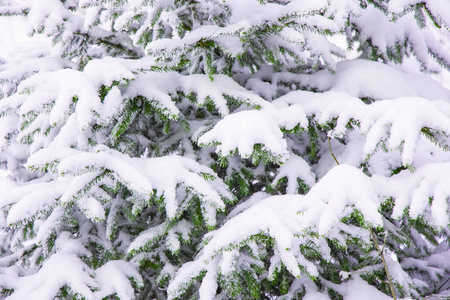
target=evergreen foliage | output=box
[0,0,450,299]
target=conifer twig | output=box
[423,294,450,300]
[328,137,340,166]
[370,228,397,300]
[328,136,397,300]
[349,270,390,286]
[435,276,450,294]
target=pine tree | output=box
[0,0,450,299]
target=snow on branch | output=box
[1,232,143,300]
[167,165,387,299]
[274,90,450,166]
[197,109,289,164]
[388,162,450,227]
[168,159,450,298]
[28,145,231,220]
[124,72,266,118]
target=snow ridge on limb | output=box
[272,154,316,194]
[197,109,289,165]
[273,91,450,166]
[0,58,76,98]
[124,72,267,118]
[388,162,450,227]
[245,59,450,101]
[338,2,450,71]
[1,55,264,156]
[202,85,450,171]
[168,165,386,299]
[27,145,232,220]
[94,260,144,300]
[10,57,135,153]
[168,158,450,298]
[1,0,142,59]
[3,143,232,298]
[116,0,339,75]
[0,232,143,300]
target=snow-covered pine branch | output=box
[0,0,450,299]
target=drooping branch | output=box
[328,136,397,300]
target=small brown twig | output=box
[370,228,397,300]
[328,137,340,166]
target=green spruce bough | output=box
[0,0,450,299]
